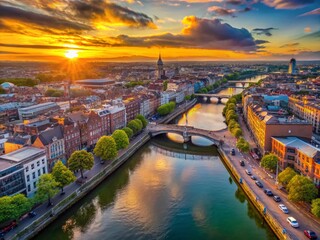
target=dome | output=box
[1,82,15,89]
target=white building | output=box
[18,102,60,120]
[0,147,48,197]
[160,92,170,105]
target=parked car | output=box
[231,148,235,155]
[250,175,257,180]
[304,230,318,239]
[255,181,263,188]
[240,160,245,167]
[245,169,252,175]
[1,221,17,234]
[278,204,289,214]
[28,211,37,218]
[287,217,299,228]
[273,196,281,202]
[264,189,273,196]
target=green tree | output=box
[157,105,169,115]
[260,154,279,172]
[236,137,250,153]
[311,198,320,218]
[35,174,59,206]
[163,80,168,91]
[127,120,140,134]
[68,150,94,178]
[134,119,143,131]
[287,175,318,203]
[112,130,129,150]
[227,103,236,110]
[0,194,32,223]
[52,160,76,193]
[232,127,242,138]
[278,167,298,186]
[135,114,148,128]
[94,136,118,161]
[122,127,133,139]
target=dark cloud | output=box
[0,43,86,50]
[298,30,320,40]
[263,0,315,9]
[0,4,92,31]
[207,6,236,16]
[280,42,299,48]
[255,39,269,44]
[70,1,156,28]
[252,27,277,36]
[107,16,257,51]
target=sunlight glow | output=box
[65,50,78,59]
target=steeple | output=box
[157,53,163,66]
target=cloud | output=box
[262,0,315,9]
[304,27,312,33]
[106,16,257,51]
[299,30,320,39]
[0,43,86,50]
[300,8,320,16]
[207,6,237,16]
[280,42,299,48]
[252,27,277,36]
[0,4,92,31]
[70,1,156,28]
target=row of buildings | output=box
[242,73,320,187]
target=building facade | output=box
[18,102,60,120]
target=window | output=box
[37,161,40,166]
[42,159,45,164]
[27,185,31,192]
[27,175,30,182]
[287,155,295,161]
[43,167,46,174]
[287,148,295,154]
[38,169,41,176]
[32,172,36,179]
[31,164,34,170]
[26,166,29,172]
[33,182,36,188]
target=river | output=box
[34,75,276,240]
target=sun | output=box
[65,50,78,59]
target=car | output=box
[245,169,252,175]
[273,196,281,202]
[240,160,245,167]
[255,180,263,188]
[264,189,273,196]
[287,217,299,228]
[28,211,37,218]
[304,230,318,239]
[250,175,257,180]
[231,148,236,155]
[278,204,289,214]
[1,221,17,233]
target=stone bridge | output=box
[148,123,226,144]
[194,94,232,103]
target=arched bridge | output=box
[194,94,232,103]
[148,124,226,144]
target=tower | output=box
[288,58,296,74]
[157,54,165,79]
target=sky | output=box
[0,0,319,61]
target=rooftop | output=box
[272,137,319,158]
[0,147,45,163]
[20,102,57,111]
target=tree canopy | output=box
[122,127,133,139]
[127,119,142,135]
[135,114,148,128]
[261,154,279,172]
[0,194,32,223]
[278,167,298,186]
[157,102,176,116]
[112,130,129,150]
[68,150,94,178]
[311,198,320,218]
[35,174,59,205]
[287,175,318,203]
[236,137,249,153]
[52,160,76,193]
[94,136,118,161]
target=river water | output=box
[34,75,276,240]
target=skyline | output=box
[0,0,319,61]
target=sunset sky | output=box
[0,0,319,61]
